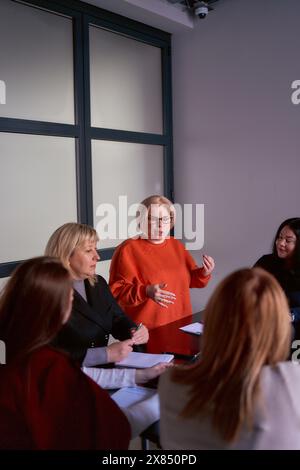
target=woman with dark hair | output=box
[0,257,130,450]
[254,218,300,329]
[159,268,300,449]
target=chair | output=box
[140,421,160,450]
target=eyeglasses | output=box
[277,236,296,245]
[148,216,173,225]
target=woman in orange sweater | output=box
[109,195,215,329]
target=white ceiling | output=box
[82,0,195,33]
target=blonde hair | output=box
[137,195,175,232]
[172,268,291,442]
[45,223,99,285]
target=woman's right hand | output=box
[146,283,176,308]
[106,339,133,363]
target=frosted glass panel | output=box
[0,0,74,123]
[0,133,77,262]
[92,140,164,248]
[90,26,163,134]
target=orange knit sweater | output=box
[109,237,211,329]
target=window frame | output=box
[0,0,173,277]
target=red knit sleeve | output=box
[109,243,148,307]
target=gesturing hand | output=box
[202,255,215,277]
[146,283,176,308]
[106,338,133,363]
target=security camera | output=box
[194,1,208,18]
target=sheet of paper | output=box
[115,351,174,368]
[179,321,203,335]
[111,385,157,408]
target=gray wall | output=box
[172,0,300,311]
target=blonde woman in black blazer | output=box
[45,222,149,366]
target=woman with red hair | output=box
[0,257,130,449]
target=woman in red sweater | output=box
[0,257,130,450]
[109,195,215,329]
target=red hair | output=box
[0,257,72,361]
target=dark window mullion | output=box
[0,260,26,278]
[162,44,174,202]
[90,128,167,146]
[73,12,89,224]
[87,15,169,50]
[81,14,94,227]
[0,117,78,138]
[97,247,116,262]
[54,0,170,44]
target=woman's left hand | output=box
[135,362,173,384]
[202,255,215,277]
[131,324,149,345]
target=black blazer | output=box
[53,275,136,364]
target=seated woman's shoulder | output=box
[32,345,74,367]
[158,366,174,391]
[4,346,76,378]
[95,274,108,286]
[254,253,275,268]
[265,361,300,386]
[30,347,85,384]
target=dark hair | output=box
[272,218,300,270]
[0,257,72,361]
